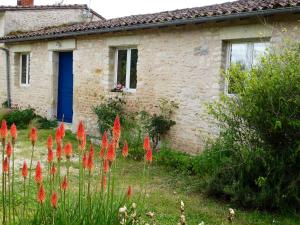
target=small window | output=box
[115,48,138,91]
[20,53,30,86]
[226,41,269,94]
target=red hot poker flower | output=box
[47,149,54,163]
[103,159,109,173]
[0,120,8,140]
[6,141,13,158]
[122,140,128,158]
[146,148,153,164]
[3,157,9,173]
[29,127,37,146]
[113,116,121,144]
[10,123,17,141]
[56,143,62,161]
[143,135,151,151]
[77,121,85,142]
[127,186,132,198]
[59,122,65,138]
[35,161,43,184]
[87,151,94,172]
[47,135,53,151]
[51,192,58,209]
[55,127,62,145]
[22,161,28,178]
[82,153,88,170]
[61,176,68,191]
[99,147,105,160]
[64,142,73,159]
[50,164,57,176]
[79,134,86,151]
[37,184,46,203]
[101,131,108,150]
[107,141,115,162]
[89,143,94,159]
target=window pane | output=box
[253,42,269,66]
[117,50,127,87]
[21,54,27,84]
[230,43,249,70]
[130,49,138,89]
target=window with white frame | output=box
[114,48,138,91]
[226,41,269,94]
[20,53,30,86]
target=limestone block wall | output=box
[4,8,101,35]
[5,14,300,154]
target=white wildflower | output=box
[119,206,127,214]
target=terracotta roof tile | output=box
[1,0,300,42]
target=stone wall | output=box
[5,15,300,154]
[4,8,101,35]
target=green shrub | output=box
[3,108,36,129]
[34,116,58,129]
[202,43,300,211]
[93,96,126,135]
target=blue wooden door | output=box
[57,52,73,123]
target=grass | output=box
[4,128,300,225]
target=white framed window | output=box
[19,53,30,86]
[114,48,138,92]
[225,41,269,94]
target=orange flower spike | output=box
[77,121,85,142]
[22,161,28,178]
[101,131,108,149]
[59,122,65,139]
[87,151,94,172]
[122,140,128,158]
[79,134,86,151]
[82,153,88,170]
[55,127,62,145]
[127,186,132,198]
[99,147,105,160]
[51,192,58,209]
[47,149,54,163]
[146,148,153,164]
[29,127,38,146]
[56,143,62,161]
[6,141,13,158]
[143,135,150,151]
[0,119,8,140]
[103,159,109,173]
[10,123,17,141]
[50,164,57,176]
[47,135,53,151]
[64,142,73,159]
[37,184,46,203]
[35,161,43,184]
[107,141,115,162]
[113,115,121,143]
[89,143,94,159]
[61,176,68,191]
[3,157,9,173]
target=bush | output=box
[93,96,126,135]
[3,108,36,129]
[201,43,300,211]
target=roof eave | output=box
[2,6,300,43]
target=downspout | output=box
[0,47,11,108]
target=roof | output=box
[1,0,300,43]
[0,4,105,20]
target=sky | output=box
[1,0,235,19]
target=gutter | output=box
[0,47,11,108]
[1,6,300,43]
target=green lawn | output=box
[4,128,300,225]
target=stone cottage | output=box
[1,0,300,153]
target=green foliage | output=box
[3,108,36,129]
[202,43,300,211]
[93,96,126,134]
[34,116,58,129]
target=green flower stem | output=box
[27,145,35,200]
[23,177,26,219]
[11,140,16,225]
[2,140,6,225]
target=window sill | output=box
[110,88,136,94]
[20,84,30,88]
